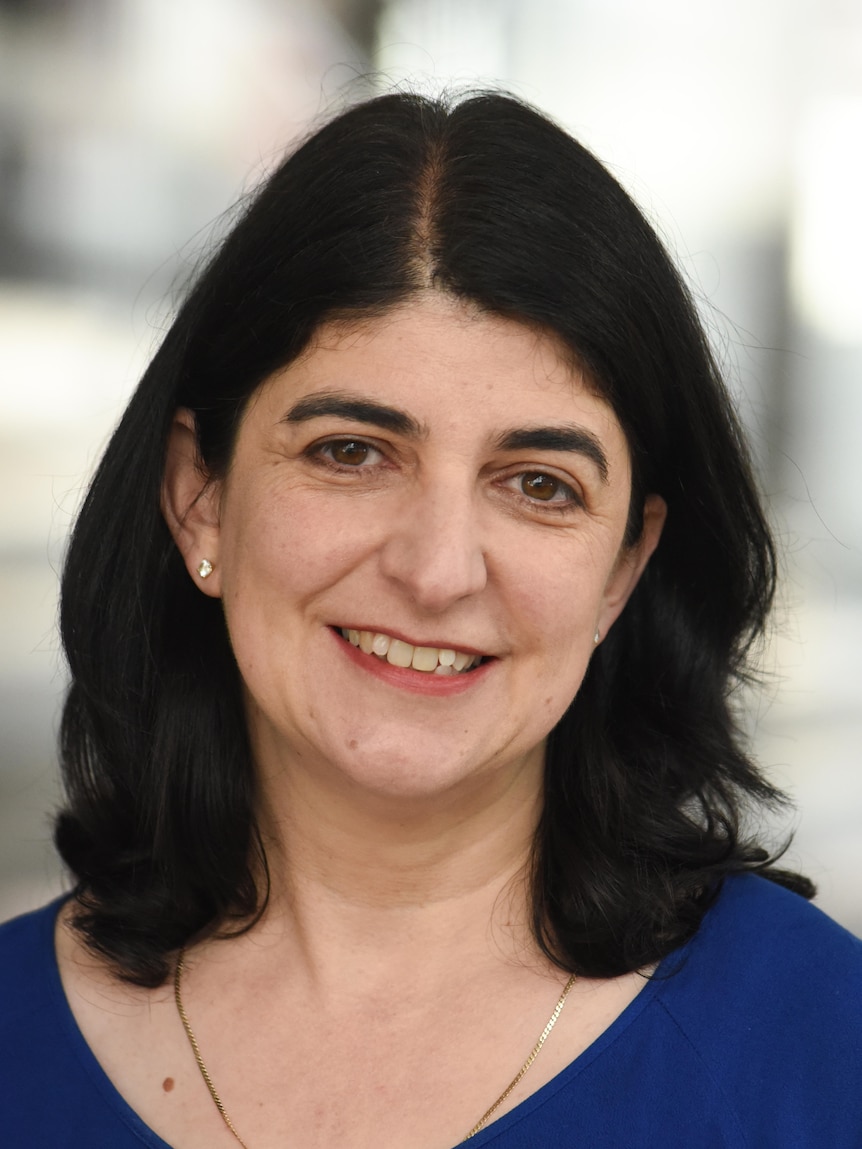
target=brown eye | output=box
[521,472,565,501]
[329,440,370,466]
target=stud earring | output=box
[197,559,214,579]
[593,626,600,645]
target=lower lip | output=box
[331,629,492,696]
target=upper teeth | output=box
[341,629,482,675]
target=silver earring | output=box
[593,626,600,645]
[197,558,214,579]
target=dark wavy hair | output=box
[56,90,812,987]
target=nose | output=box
[378,480,488,612]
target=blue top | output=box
[1,875,861,1147]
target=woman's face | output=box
[171,296,664,802]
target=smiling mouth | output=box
[338,628,486,676]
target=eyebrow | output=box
[281,392,423,437]
[495,426,610,483]
[282,391,609,482]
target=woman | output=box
[1,92,860,1148]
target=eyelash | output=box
[306,438,387,472]
[306,437,584,514]
[502,471,583,513]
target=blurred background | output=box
[1,0,860,931]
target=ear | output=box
[596,494,666,640]
[161,408,223,598]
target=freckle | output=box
[162,1077,175,1092]
[347,738,358,750]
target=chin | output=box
[337,752,476,803]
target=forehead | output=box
[311,296,579,387]
[257,295,625,450]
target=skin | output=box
[57,294,666,1149]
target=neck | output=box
[249,746,546,992]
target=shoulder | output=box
[654,874,862,1144]
[0,898,64,1025]
[0,899,172,1147]
[468,878,861,1148]
[672,872,862,1005]
[0,899,76,1075]
[0,900,77,1130]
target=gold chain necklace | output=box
[174,950,576,1145]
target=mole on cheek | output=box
[162,1077,175,1093]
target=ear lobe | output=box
[161,408,223,597]
[598,493,667,637]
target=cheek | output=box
[506,547,606,646]
[501,544,611,711]
[220,486,379,602]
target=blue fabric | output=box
[1,875,860,1147]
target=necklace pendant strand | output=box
[174,951,252,1149]
[460,972,577,1140]
[174,949,577,1147]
